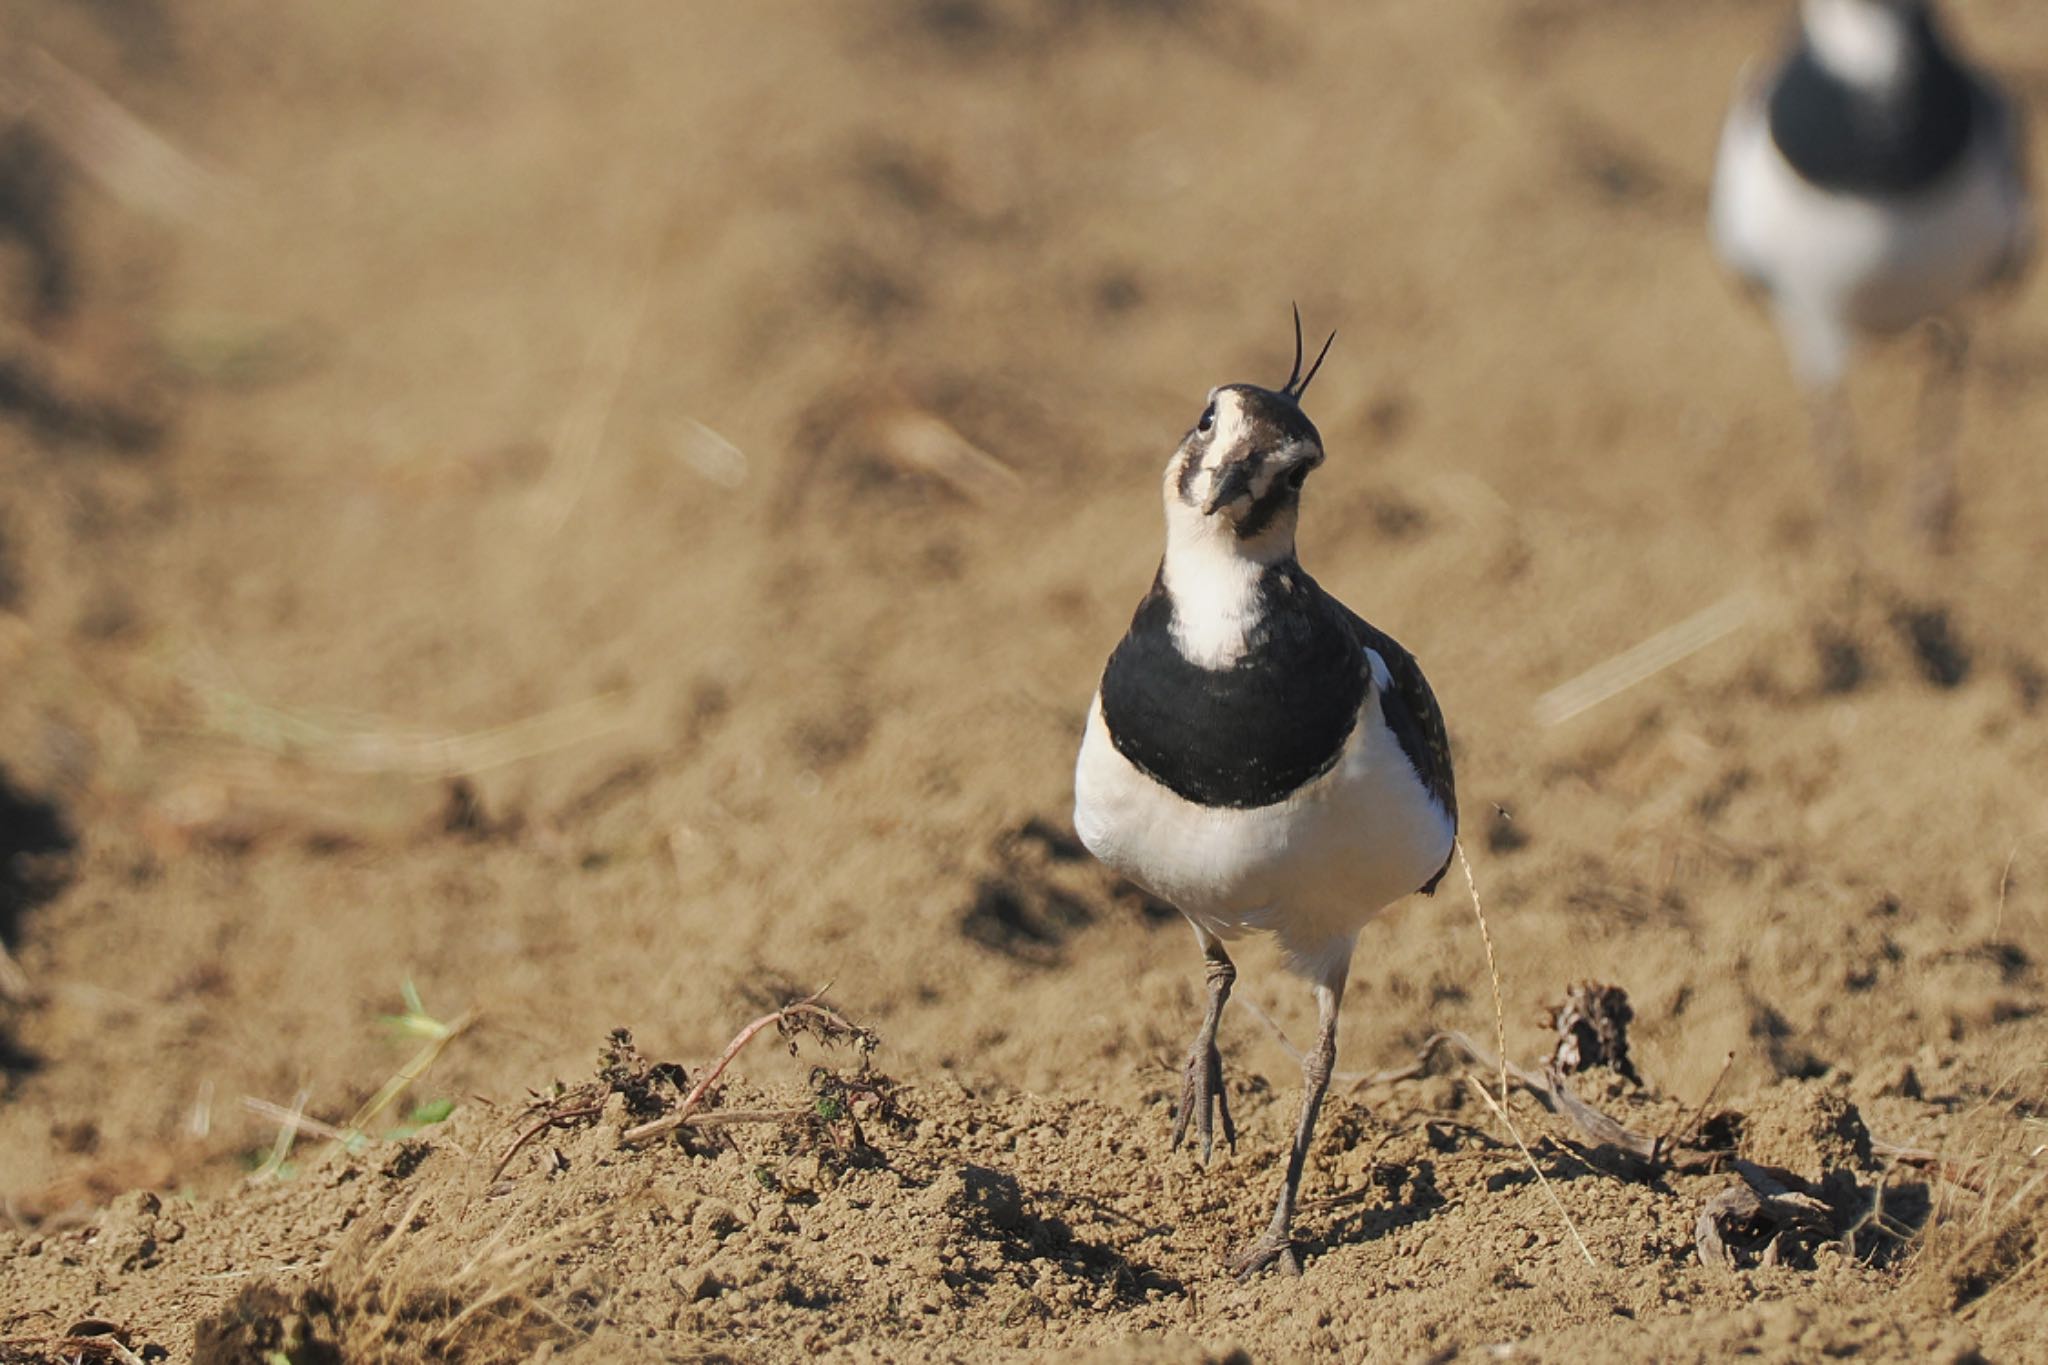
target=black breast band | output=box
[1098,562,1367,810]
[1766,18,1981,197]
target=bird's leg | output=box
[1170,931,1236,1163]
[1910,319,1969,554]
[1804,382,1863,543]
[1231,976,1343,1279]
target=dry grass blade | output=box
[247,1086,313,1183]
[187,669,633,777]
[1534,591,1754,727]
[1458,839,1597,1266]
[340,1007,476,1139]
[10,48,247,226]
[867,401,1023,506]
[239,1097,349,1144]
[240,992,471,1179]
[1994,830,2044,937]
[525,252,657,537]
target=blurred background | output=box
[1,0,2045,1268]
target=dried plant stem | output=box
[1672,1050,1735,1150]
[1533,592,1753,727]
[620,992,843,1146]
[240,1097,351,1144]
[494,1101,802,1186]
[341,1010,477,1139]
[1458,839,1596,1267]
[249,1086,314,1183]
[489,1105,605,1184]
[1993,831,2043,937]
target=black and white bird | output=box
[1073,315,1457,1278]
[1709,0,2031,547]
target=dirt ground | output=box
[3,0,2047,1359]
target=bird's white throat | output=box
[1159,497,1294,670]
[1801,0,1917,88]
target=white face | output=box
[1166,386,1323,528]
[1801,0,1918,88]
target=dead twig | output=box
[492,999,880,1183]
[488,1104,604,1184]
[342,1009,476,1140]
[680,1107,809,1128]
[1666,1050,1735,1155]
[620,991,865,1146]
[489,1099,813,1182]
[1357,1029,1688,1170]
[185,668,633,779]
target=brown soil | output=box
[4,0,2047,1360]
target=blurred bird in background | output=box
[1710,0,2031,551]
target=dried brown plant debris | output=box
[491,994,895,1183]
[1543,979,1642,1084]
[1696,1168,1840,1272]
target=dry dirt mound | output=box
[1,1006,2041,1363]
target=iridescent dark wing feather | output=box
[1331,600,1458,894]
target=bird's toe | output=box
[1229,1233,1302,1280]
[1171,1040,1235,1163]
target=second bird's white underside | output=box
[1709,75,2027,386]
[1073,648,1455,984]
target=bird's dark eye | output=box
[1197,404,1216,434]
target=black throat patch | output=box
[1098,560,1368,809]
[1766,13,1982,196]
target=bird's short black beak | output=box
[1202,461,1255,516]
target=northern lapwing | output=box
[1710,0,2031,548]
[1073,313,1457,1277]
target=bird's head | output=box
[1799,0,1933,87]
[1162,310,1334,562]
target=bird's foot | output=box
[1169,1035,1235,1163]
[1228,1231,1302,1280]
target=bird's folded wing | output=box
[1333,601,1458,894]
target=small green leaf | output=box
[407,1097,456,1125]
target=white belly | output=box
[1709,94,2026,384]
[1072,687,1453,977]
